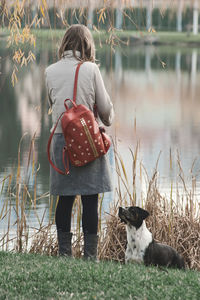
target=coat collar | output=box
[62,50,81,59]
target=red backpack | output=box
[47,62,111,175]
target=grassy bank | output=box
[0,251,199,300]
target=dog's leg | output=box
[125,245,133,264]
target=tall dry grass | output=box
[0,136,200,270]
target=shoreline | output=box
[1,28,200,46]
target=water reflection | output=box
[1,42,200,228]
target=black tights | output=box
[55,194,98,234]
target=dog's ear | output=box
[135,207,149,220]
[139,207,149,220]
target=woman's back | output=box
[46,50,114,133]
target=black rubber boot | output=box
[57,230,72,256]
[84,234,98,260]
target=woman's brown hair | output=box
[58,24,95,62]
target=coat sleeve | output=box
[94,65,114,126]
[45,69,54,108]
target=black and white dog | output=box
[118,206,185,269]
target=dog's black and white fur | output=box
[118,206,185,269]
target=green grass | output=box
[154,31,200,45]
[0,251,199,300]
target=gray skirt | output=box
[50,133,114,196]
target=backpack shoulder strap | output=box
[73,62,83,103]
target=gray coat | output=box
[45,51,114,196]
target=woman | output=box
[45,24,114,259]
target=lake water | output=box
[1,37,200,231]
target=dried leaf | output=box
[161,61,166,68]
[40,6,45,18]
[98,8,106,24]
